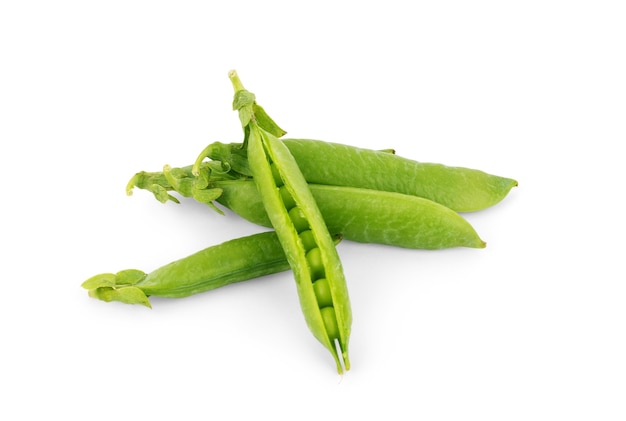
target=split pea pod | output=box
[81,231,292,307]
[226,70,351,373]
[202,139,518,212]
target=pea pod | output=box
[281,139,517,212]
[128,171,486,250]
[82,232,289,307]
[196,139,518,212]
[82,231,343,308]
[217,180,485,249]
[226,70,351,373]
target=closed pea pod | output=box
[128,171,487,250]
[196,139,517,212]
[226,70,351,373]
[81,232,292,307]
[81,231,344,307]
[214,181,487,249]
[281,139,518,212]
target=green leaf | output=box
[232,90,255,111]
[192,187,225,214]
[89,286,152,308]
[229,71,286,145]
[163,165,195,197]
[233,90,256,128]
[252,103,287,137]
[150,184,178,203]
[229,153,253,176]
[82,273,117,290]
[194,165,210,190]
[116,269,146,286]
[193,187,223,203]
[238,107,253,128]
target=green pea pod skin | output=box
[202,139,516,212]
[214,180,486,250]
[280,139,517,213]
[247,125,352,374]
[128,167,486,249]
[130,138,517,214]
[81,232,291,307]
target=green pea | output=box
[320,306,340,341]
[313,278,333,308]
[288,206,310,233]
[279,185,297,210]
[306,247,325,281]
[270,162,283,187]
[298,229,317,251]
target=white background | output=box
[2,1,625,420]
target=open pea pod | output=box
[224,70,351,374]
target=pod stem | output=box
[228,69,245,92]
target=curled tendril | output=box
[126,171,180,203]
[161,164,225,214]
[192,143,214,176]
[210,160,232,175]
[129,152,240,212]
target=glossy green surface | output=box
[282,139,518,212]
[215,180,486,250]
[230,71,351,373]
[81,232,290,307]
[198,138,517,212]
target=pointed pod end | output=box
[333,339,350,375]
[342,352,351,373]
[126,175,138,196]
